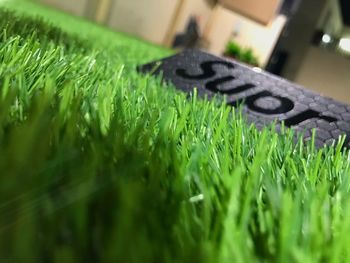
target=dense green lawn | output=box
[1,1,350,262]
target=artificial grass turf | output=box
[1,1,350,263]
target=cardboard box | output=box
[218,0,282,25]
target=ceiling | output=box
[340,0,350,26]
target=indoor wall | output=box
[41,0,88,17]
[204,5,286,67]
[295,46,350,103]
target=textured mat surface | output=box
[139,49,350,148]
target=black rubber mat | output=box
[138,49,350,148]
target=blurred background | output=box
[39,0,350,103]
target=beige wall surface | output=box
[164,0,213,46]
[41,0,88,17]
[343,26,350,37]
[205,6,286,67]
[173,0,212,34]
[95,0,112,23]
[204,6,235,55]
[108,0,179,45]
[317,0,343,36]
[295,46,350,104]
